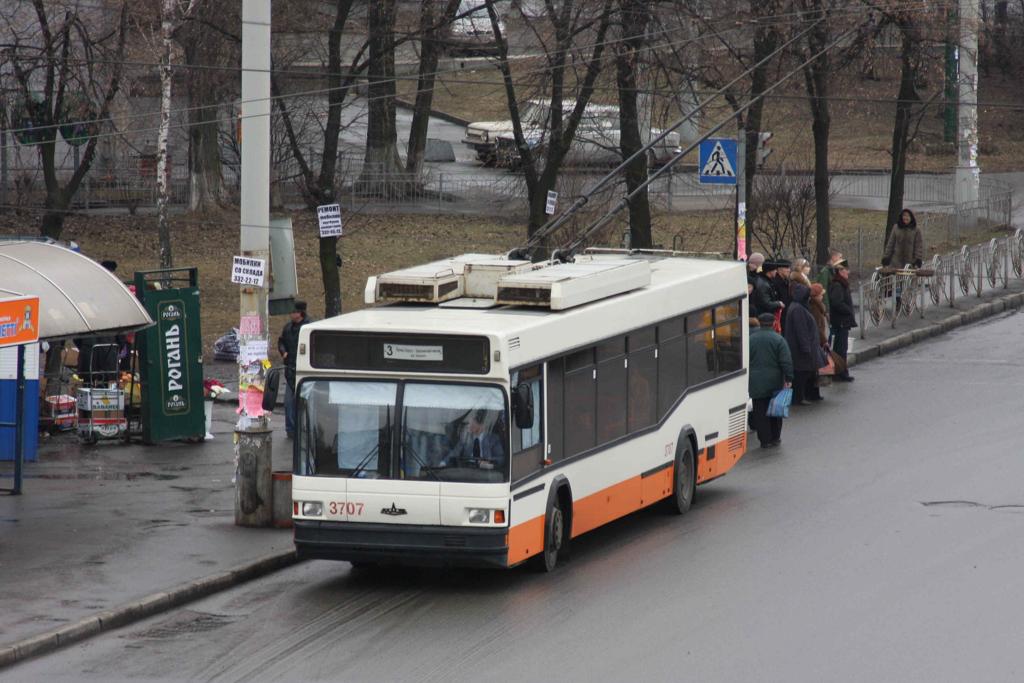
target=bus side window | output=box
[714,301,743,374]
[511,366,544,481]
[627,326,658,432]
[563,349,596,457]
[658,316,686,419]
[687,307,716,385]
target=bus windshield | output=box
[297,380,509,483]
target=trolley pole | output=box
[236,0,273,526]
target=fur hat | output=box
[748,253,765,267]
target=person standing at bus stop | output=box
[748,314,793,449]
[277,300,314,439]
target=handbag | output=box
[829,349,847,375]
[772,308,783,333]
[767,387,792,419]
[819,352,836,376]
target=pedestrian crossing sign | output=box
[698,138,738,185]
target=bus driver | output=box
[446,409,504,469]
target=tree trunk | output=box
[524,0,615,239]
[802,2,832,265]
[319,235,342,317]
[744,2,780,244]
[181,1,229,212]
[616,0,652,249]
[188,106,225,212]
[406,0,459,175]
[361,0,403,184]
[885,23,919,243]
[157,1,174,269]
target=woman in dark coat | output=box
[748,314,793,448]
[882,208,924,268]
[784,283,826,404]
[828,262,857,382]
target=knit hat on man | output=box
[748,253,765,267]
[757,312,777,326]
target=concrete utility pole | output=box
[955,0,980,207]
[236,0,273,527]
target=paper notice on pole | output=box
[239,315,262,336]
[238,387,265,417]
[238,340,268,365]
[317,203,343,238]
[545,191,558,215]
[231,256,266,287]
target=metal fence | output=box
[855,227,1024,335]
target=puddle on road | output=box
[129,610,235,640]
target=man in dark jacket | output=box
[749,313,793,448]
[828,262,857,382]
[277,300,314,438]
[747,252,784,318]
[784,284,826,404]
[768,259,793,330]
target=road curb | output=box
[848,290,1024,367]
[0,550,299,671]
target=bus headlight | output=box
[468,508,490,524]
[301,502,323,517]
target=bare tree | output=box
[615,0,652,248]
[1,0,129,240]
[274,0,364,317]
[875,7,933,243]
[155,0,199,269]
[175,1,236,212]
[360,0,403,183]
[488,0,616,239]
[405,0,461,176]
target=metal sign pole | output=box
[13,344,24,495]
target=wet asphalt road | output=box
[6,311,1024,682]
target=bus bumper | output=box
[294,520,509,568]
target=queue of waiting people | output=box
[746,250,856,449]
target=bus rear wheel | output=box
[666,440,696,515]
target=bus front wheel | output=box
[533,493,568,572]
[666,440,696,515]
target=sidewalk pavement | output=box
[2,281,1024,668]
[0,399,297,666]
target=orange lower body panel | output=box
[507,436,748,565]
[697,432,747,483]
[507,514,545,565]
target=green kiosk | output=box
[134,268,205,444]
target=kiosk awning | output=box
[0,241,153,339]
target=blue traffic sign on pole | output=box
[698,138,738,185]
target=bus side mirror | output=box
[513,383,534,430]
[262,367,282,412]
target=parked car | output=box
[463,100,683,169]
[445,1,504,57]
[462,99,546,166]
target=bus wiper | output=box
[402,407,440,481]
[348,443,379,479]
[350,403,391,479]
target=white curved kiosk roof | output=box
[0,240,153,339]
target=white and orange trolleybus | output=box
[290,250,749,570]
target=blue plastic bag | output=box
[767,387,792,418]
